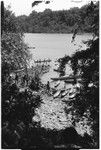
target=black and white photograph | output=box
[1,0,99,149]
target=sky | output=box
[1,0,99,16]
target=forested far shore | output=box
[16,1,99,33]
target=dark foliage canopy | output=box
[16,1,99,33]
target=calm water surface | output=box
[24,33,92,83]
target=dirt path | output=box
[32,91,93,139]
[32,93,73,130]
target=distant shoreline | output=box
[24,32,92,35]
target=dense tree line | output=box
[16,2,99,33]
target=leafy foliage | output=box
[70,1,99,89]
[71,38,99,83]
[57,1,99,147]
[1,5,31,83]
[2,6,21,33]
[1,5,33,149]
[1,32,31,83]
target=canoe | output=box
[34,59,51,63]
[53,90,61,98]
[64,79,75,84]
[54,81,60,87]
[61,90,69,97]
[53,69,60,72]
[28,46,35,49]
[51,74,82,81]
[14,68,25,73]
[69,93,76,99]
[51,75,75,81]
[69,88,74,94]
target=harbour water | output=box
[24,33,92,84]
